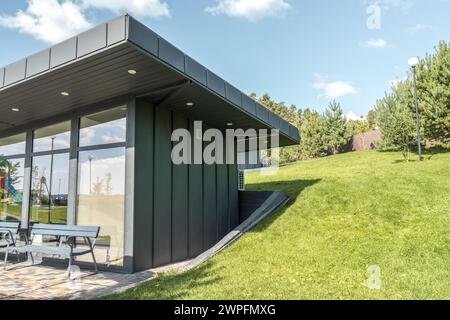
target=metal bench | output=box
[6,224,100,277]
[0,221,21,269]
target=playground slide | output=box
[8,184,23,203]
[0,177,23,204]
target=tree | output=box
[323,100,347,155]
[92,177,104,196]
[0,159,7,176]
[375,40,450,147]
[256,93,304,163]
[105,173,113,195]
[0,159,21,185]
[367,110,377,129]
[346,119,370,140]
[258,94,302,129]
[300,109,326,158]
[374,89,417,161]
[416,41,450,143]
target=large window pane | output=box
[77,148,125,266]
[30,153,69,224]
[33,121,71,153]
[0,133,26,157]
[0,158,24,222]
[79,107,127,147]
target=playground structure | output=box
[0,177,23,205]
[29,173,69,224]
[30,175,54,224]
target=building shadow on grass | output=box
[245,179,320,233]
[391,159,419,164]
[106,179,320,300]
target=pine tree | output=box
[374,89,417,160]
[416,41,450,143]
[300,109,326,158]
[323,100,347,155]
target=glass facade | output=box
[29,121,71,225]
[0,133,26,222]
[30,153,69,224]
[0,133,26,157]
[77,148,126,266]
[0,104,128,270]
[77,106,127,267]
[33,121,71,153]
[79,107,127,147]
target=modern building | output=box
[0,15,300,273]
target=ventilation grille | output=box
[238,171,245,191]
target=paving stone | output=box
[0,262,157,300]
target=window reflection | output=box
[0,133,26,157]
[79,107,127,147]
[77,148,125,266]
[33,121,71,153]
[30,154,69,224]
[0,158,24,222]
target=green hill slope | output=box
[109,151,450,300]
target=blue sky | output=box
[0,0,449,119]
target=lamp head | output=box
[408,57,419,68]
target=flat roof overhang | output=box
[0,15,300,147]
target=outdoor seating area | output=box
[0,221,153,300]
[1,222,100,278]
[0,221,21,263]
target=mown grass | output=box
[108,151,450,300]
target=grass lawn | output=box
[108,151,450,300]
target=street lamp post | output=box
[408,57,424,161]
[88,155,94,195]
[48,137,55,223]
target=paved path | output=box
[0,262,155,300]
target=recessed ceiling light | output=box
[11,108,20,112]
[186,102,194,107]
[61,91,70,96]
[128,69,137,75]
[227,123,233,126]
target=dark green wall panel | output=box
[153,107,172,266]
[217,164,229,239]
[228,162,239,229]
[172,113,189,262]
[134,100,240,268]
[188,121,204,257]
[203,163,217,249]
[133,100,154,271]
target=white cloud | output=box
[79,155,125,195]
[406,24,432,34]
[81,0,171,18]
[345,111,363,122]
[313,74,357,100]
[363,38,387,48]
[205,0,291,22]
[0,0,92,44]
[0,0,170,45]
